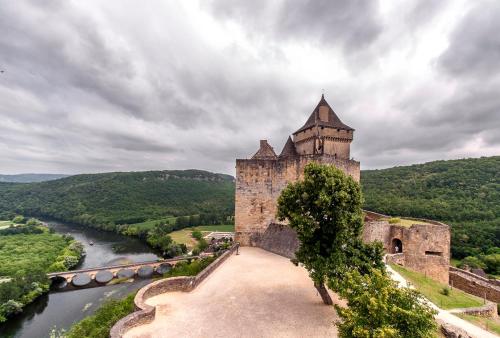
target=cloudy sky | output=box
[1,0,499,175]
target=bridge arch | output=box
[50,276,68,290]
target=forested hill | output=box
[362,156,500,259]
[0,173,69,183]
[0,170,235,230]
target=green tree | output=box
[276,163,383,303]
[334,269,437,338]
[12,215,24,224]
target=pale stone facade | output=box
[363,211,450,283]
[235,95,360,245]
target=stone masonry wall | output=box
[449,267,500,303]
[363,215,451,284]
[235,155,359,245]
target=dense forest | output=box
[0,170,235,232]
[362,156,500,269]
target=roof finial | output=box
[321,88,325,99]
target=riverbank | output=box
[0,219,160,338]
[0,218,84,323]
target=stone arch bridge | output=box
[47,256,199,291]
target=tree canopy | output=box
[277,163,384,290]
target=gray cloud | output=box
[206,0,382,53]
[438,1,500,77]
[0,0,498,175]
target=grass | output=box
[385,217,432,228]
[193,224,234,232]
[169,224,234,249]
[128,217,176,231]
[457,314,500,336]
[390,264,484,309]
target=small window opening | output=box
[425,251,443,256]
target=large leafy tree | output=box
[276,163,384,302]
[334,269,436,338]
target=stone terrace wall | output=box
[110,245,238,338]
[253,223,299,259]
[235,155,359,246]
[449,267,500,303]
[450,302,498,318]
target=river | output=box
[0,220,161,338]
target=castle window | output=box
[260,205,263,213]
[391,238,403,254]
[425,251,443,256]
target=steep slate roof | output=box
[251,140,278,160]
[293,94,354,135]
[279,136,298,158]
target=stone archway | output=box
[391,238,403,254]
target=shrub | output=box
[2,299,23,315]
[65,293,136,338]
[459,256,487,270]
[25,218,39,226]
[163,256,216,278]
[334,269,437,338]
[11,215,25,224]
[441,287,450,296]
[191,230,203,241]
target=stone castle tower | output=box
[235,95,360,245]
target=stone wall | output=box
[110,245,238,338]
[450,302,498,318]
[449,267,500,303]
[252,223,299,259]
[363,214,451,284]
[235,155,359,245]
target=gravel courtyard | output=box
[125,247,338,338]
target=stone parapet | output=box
[110,245,238,338]
[450,302,498,318]
[449,267,500,303]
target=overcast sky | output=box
[1,0,499,175]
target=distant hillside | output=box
[0,170,235,230]
[362,156,500,259]
[0,173,69,183]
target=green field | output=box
[0,220,21,230]
[169,224,234,249]
[128,217,176,231]
[391,264,484,309]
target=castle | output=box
[235,94,360,246]
[235,95,450,283]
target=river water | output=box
[0,220,161,338]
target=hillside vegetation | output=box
[0,174,68,183]
[362,156,500,262]
[0,170,235,231]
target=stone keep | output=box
[235,95,360,245]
